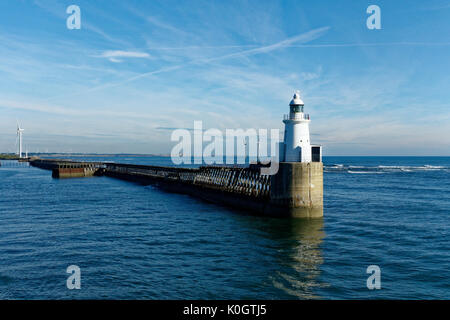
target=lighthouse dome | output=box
[289,91,304,106]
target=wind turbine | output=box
[16,121,24,158]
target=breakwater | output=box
[30,159,323,218]
[29,159,105,178]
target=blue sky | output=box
[0,0,449,155]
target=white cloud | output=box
[95,50,152,62]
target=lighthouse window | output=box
[291,106,300,113]
[290,105,304,113]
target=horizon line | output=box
[1,152,450,157]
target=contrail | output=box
[200,27,330,62]
[141,40,450,51]
[44,26,330,101]
[286,41,450,48]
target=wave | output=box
[324,164,449,174]
[348,170,383,174]
[424,165,444,169]
[377,165,446,171]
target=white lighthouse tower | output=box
[280,91,314,162]
[270,91,323,218]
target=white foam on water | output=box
[347,170,383,174]
[325,164,448,173]
[424,165,444,169]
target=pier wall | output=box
[104,164,270,198]
[104,163,273,215]
[30,159,104,178]
[103,162,322,218]
[51,167,99,178]
[270,162,323,218]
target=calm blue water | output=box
[0,156,449,299]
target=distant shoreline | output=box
[1,153,449,159]
[0,153,171,159]
[0,154,20,160]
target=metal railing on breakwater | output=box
[104,163,271,199]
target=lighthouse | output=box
[280,91,321,163]
[270,91,323,218]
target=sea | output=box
[0,156,449,299]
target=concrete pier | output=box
[269,162,323,218]
[51,165,101,178]
[29,159,323,218]
[30,159,104,178]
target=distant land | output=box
[0,153,171,158]
[0,154,19,160]
[1,153,449,160]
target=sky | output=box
[0,0,449,155]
